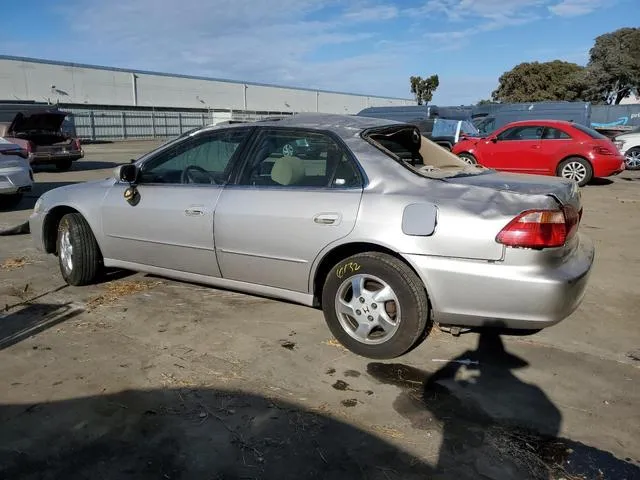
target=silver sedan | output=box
[29,114,594,359]
[0,137,33,209]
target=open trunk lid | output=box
[442,170,582,211]
[9,111,68,134]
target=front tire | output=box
[56,213,102,286]
[458,152,477,165]
[558,157,592,187]
[321,252,431,359]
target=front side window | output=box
[139,128,251,185]
[497,126,543,141]
[237,129,363,188]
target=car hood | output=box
[9,111,67,133]
[442,170,581,209]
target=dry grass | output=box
[486,426,585,480]
[0,257,30,271]
[321,338,348,351]
[86,280,163,310]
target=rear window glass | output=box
[571,123,608,139]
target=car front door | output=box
[213,127,365,293]
[485,125,544,173]
[100,127,253,277]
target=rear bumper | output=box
[403,233,595,330]
[592,156,625,178]
[29,150,84,164]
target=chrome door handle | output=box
[313,213,340,225]
[185,207,205,216]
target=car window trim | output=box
[228,125,368,189]
[131,125,257,187]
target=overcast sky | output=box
[0,0,634,104]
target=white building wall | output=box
[0,56,412,113]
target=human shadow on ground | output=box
[0,387,434,480]
[0,301,83,351]
[367,332,640,480]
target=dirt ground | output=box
[1,140,639,480]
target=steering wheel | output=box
[181,165,216,184]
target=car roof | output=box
[200,113,403,140]
[499,119,581,129]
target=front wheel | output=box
[458,152,477,165]
[557,157,592,187]
[321,252,431,359]
[57,213,103,286]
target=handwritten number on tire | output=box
[336,262,361,279]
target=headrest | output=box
[271,156,306,186]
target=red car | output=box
[452,120,625,186]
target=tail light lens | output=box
[72,138,81,150]
[496,205,581,249]
[593,145,615,155]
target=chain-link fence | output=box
[62,108,294,141]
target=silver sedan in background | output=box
[29,114,594,359]
[0,137,33,209]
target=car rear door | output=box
[100,127,253,277]
[485,125,544,173]
[213,127,365,293]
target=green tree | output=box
[476,99,499,105]
[410,75,439,105]
[583,27,640,104]
[491,60,587,103]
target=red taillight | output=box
[26,141,33,153]
[496,205,580,249]
[72,138,81,150]
[593,145,614,155]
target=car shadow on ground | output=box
[0,387,435,480]
[367,332,640,480]
[587,178,614,186]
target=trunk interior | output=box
[14,132,71,148]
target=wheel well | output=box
[312,242,427,306]
[42,206,81,254]
[556,155,592,175]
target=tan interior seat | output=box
[270,155,306,185]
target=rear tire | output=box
[321,252,431,359]
[458,152,477,165]
[56,213,102,286]
[56,159,73,171]
[557,157,592,187]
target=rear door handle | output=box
[313,213,341,225]
[185,207,205,217]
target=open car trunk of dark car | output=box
[6,111,83,169]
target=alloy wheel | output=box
[334,273,401,345]
[561,161,587,183]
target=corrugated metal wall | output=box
[62,107,293,140]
